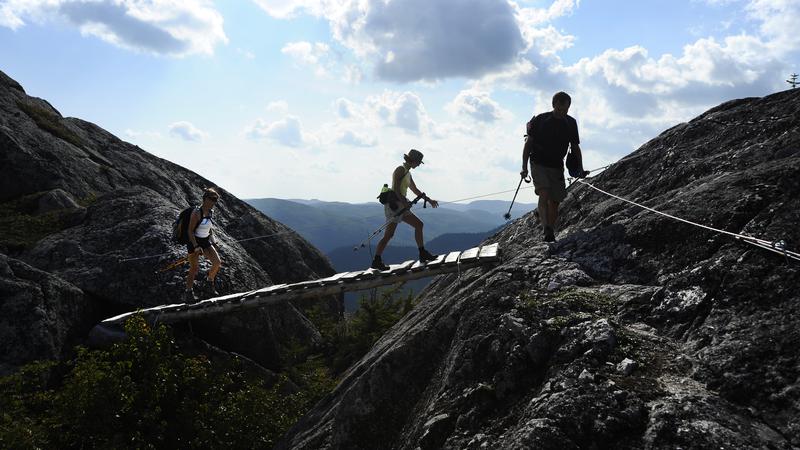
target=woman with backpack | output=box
[371,149,439,271]
[185,187,222,302]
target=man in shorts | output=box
[520,91,584,242]
[371,149,440,270]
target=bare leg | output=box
[537,189,551,230]
[548,200,560,230]
[375,222,398,256]
[204,246,221,282]
[402,213,424,248]
[186,252,200,290]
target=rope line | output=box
[119,228,300,262]
[437,186,535,205]
[575,179,800,263]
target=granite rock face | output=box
[0,254,95,376]
[279,89,800,449]
[0,70,340,372]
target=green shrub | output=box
[15,100,85,149]
[1,287,415,448]
[307,284,415,375]
[0,315,320,449]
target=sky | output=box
[1,0,798,203]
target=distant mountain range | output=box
[246,198,535,255]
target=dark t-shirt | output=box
[526,112,580,169]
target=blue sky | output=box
[1,0,798,203]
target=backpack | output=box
[377,184,400,210]
[172,206,213,244]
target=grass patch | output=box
[521,288,617,315]
[0,194,66,251]
[15,100,85,149]
[77,192,98,208]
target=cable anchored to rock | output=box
[574,179,800,263]
[118,228,302,263]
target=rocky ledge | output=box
[279,89,800,449]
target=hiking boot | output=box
[204,281,220,298]
[543,227,556,243]
[184,288,198,303]
[419,248,437,263]
[371,255,390,271]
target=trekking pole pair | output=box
[353,193,425,251]
[504,175,532,220]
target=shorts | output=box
[531,162,567,203]
[384,203,410,224]
[187,236,212,254]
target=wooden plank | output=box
[443,251,461,265]
[354,270,378,281]
[340,270,368,282]
[209,292,243,303]
[424,254,447,268]
[388,259,416,276]
[478,243,499,259]
[459,246,481,263]
[264,284,289,295]
[388,260,416,274]
[246,283,287,297]
[291,279,325,290]
[318,271,351,285]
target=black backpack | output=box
[172,206,213,244]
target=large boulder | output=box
[0,253,96,376]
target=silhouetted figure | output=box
[521,91,584,242]
[371,149,439,270]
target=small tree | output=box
[788,73,799,89]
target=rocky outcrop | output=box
[0,254,96,376]
[279,89,800,449]
[0,70,340,372]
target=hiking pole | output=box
[353,194,424,251]
[155,255,189,273]
[504,175,532,220]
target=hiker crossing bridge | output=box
[92,243,501,338]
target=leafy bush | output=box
[1,287,415,448]
[0,316,320,449]
[308,285,415,375]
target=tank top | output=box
[397,166,411,198]
[194,208,213,238]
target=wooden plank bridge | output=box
[91,243,501,338]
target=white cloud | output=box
[281,41,329,64]
[245,115,314,147]
[0,0,227,56]
[168,121,208,142]
[365,91,435,135]
[257,0,527,82]
[266,100,289,114]
[333,98,358,119]
[251,0,323,18]
[335,129,377,147]
[746,0,800,52]
[447,89,510,123]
